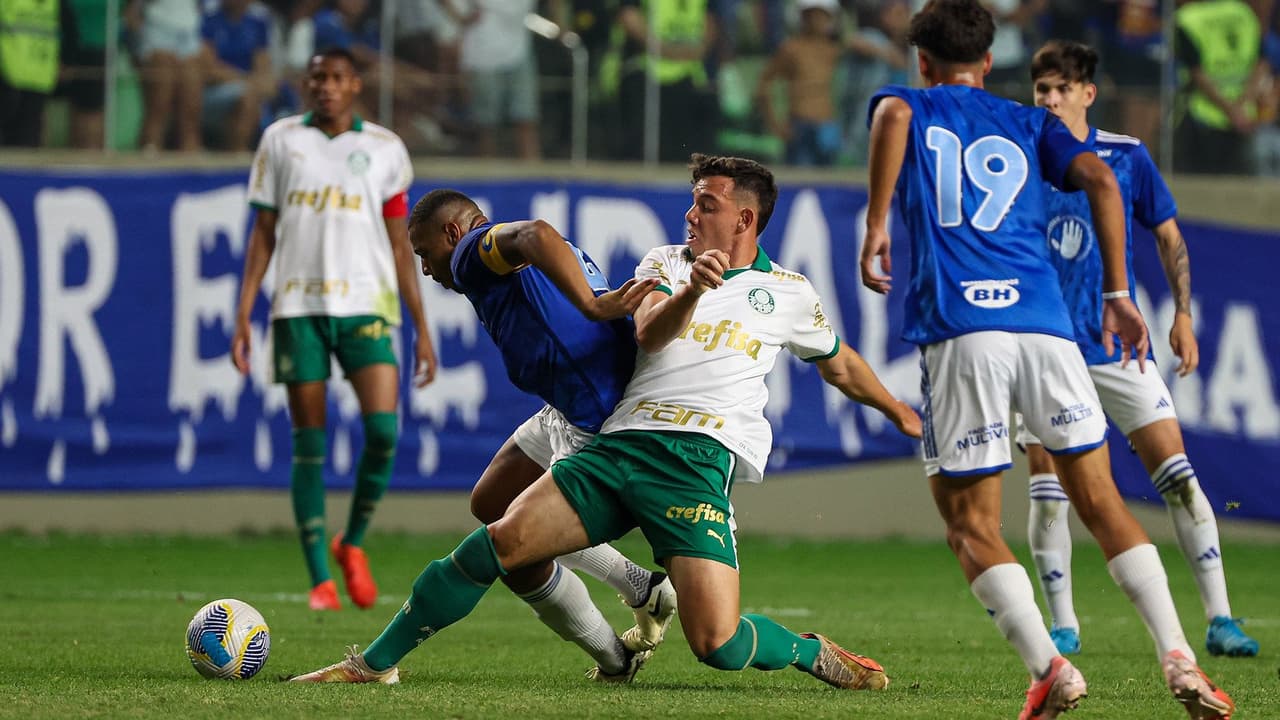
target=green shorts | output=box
[271,315,396,384]
[551,430,738,568]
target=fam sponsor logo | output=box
[629,400,725,429]
[1050,403,1094,427]
[956,421,1008,451]
[1047,214,1093,261]
[961,279,1020,309]
[678,319,763,359]
[280,278,351,297]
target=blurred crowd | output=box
[0,0,1278,175]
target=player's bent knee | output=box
[362,412,398,455]
[697,620,753,670]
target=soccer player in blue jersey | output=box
[859,2,1235,718]
[299,188,675,682]
[1018,40,1258,660]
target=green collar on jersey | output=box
[301,111,364,137]
[721,246,773,280]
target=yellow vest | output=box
[605,0,708,89]
[0,0,60,93]
[1176,0,1260,130]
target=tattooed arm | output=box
[1152,218,1198,376]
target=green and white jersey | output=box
[601,245,840,484]
[248,112,413,324]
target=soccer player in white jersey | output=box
[860,2,1234,718]
[1019,40,1258,659]
[231,48,436,612]
[291,154,922,690]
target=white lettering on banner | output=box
[0,199,23,391]
[35,188,117,420]
[531,191,569,237]
[170,186,248,423]
[574,197,668,277]
[1206,304,1280,439]
[408,273,487,476]
[852,202,921,424]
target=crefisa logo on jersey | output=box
[1047,214,1093,261]
[747,288,775,314]
[346,150,371,175]
[961,279,1021,309]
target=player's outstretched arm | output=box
[1152,218,1199,376]
[387,214,437,387]
[231,209,278,376]
[497,219,658,321]
[1066,152,1149,370]
[816,344,921,439]
[860,96,911,294]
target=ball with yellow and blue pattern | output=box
[184,599,271,679]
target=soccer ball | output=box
[184,599,271,679]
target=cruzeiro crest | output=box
[747,287,775,314]
[347,149,371,175]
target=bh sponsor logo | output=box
[961,279,1020,309]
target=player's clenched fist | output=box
[689,249,730,294]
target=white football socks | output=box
[1153,455,1232,619]
[971,563,1060,679]
[518,562,627,674]
[558,544,652,607]
[1106,543,1194,660]
[1028,473,1079,632]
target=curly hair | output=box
[907,0,994,64]
[688,153,779,234]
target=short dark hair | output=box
[408,188,476,233]
[1029,40,1099,84]
[907,0,994,64]
[310,47,360,72]
[688,153,778,234]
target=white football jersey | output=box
[248,113,413,324]
[601,245,839,483]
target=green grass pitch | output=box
[1,531,1276,719]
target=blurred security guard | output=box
[0,0,61,146]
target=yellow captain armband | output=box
[477,223,528,275]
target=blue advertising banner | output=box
[0,170,1276,522]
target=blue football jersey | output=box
[1044,128,1176,365]
[868,85,1091,345]
[451,222,636,433]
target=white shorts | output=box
[511,405,594,469]
[921,332,1107,477]
[1017,359,1177,445]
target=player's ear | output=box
[1083,82,1098,108]
[444,221,462,247]
[982,52,993,76]
[917,50,930,80]
[737,207,755,234]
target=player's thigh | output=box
[920,332,1018,478]
[490,470,595,570]
[543,434,638,549]
[1014,333,1107,456]
[665,555,741,658]
[1125,419,1187,475]
[272,316,333,385]
[334,316,399,412]
[473,435,547,524]
[1088,361,1179,437]
[1049,445,1149,557]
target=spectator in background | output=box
[1174,0,1265,174]
[58,0,108,149]
[0,0,62,147]
[1096,0,1166,154]
[608,0,718,162]
[1252,7,1280,174]
[442,0,540,159]
[126,0,205,151]
[839,0,910,166]
[756,0,844,166]
[981,0,1047,96]
[201,0,276,151]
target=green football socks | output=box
[290,426,329,586]
[700,614,821,672]
[343,412,397,547]
[363,527,506,670]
